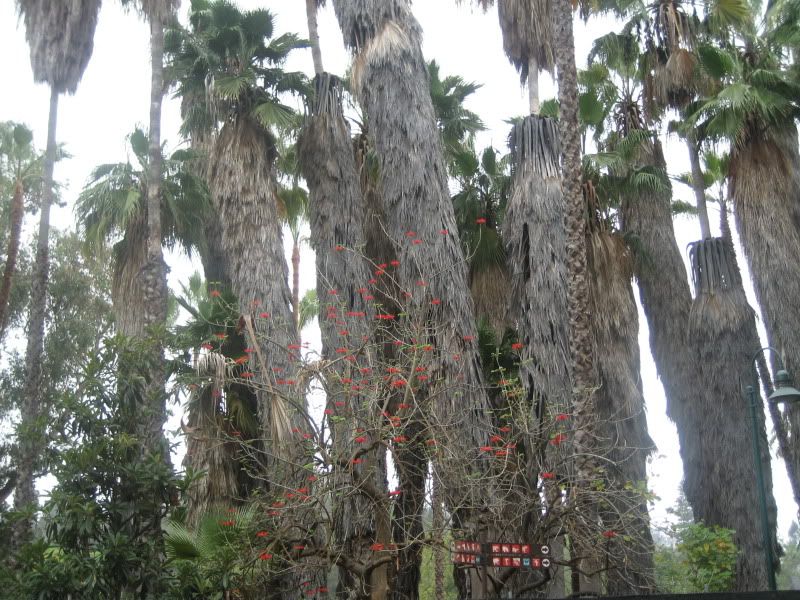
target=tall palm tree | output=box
[582,157,658,593]
[0,122,42,341]
[332,2,499,597]
[168,4,323,596]
[691,34,800,537]
[13,0,101,549]
[299,73,392,599]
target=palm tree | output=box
[582,156,658,593]
[168,4,323,595]
[299,73,392,599]
[76,128,210,334]
[331,4,499,597]
[0,122,42,341]
[691,33,800,544]
[13,0,101,548]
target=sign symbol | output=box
[541,545,550,555]
[542,558,551,568]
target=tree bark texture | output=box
[13,88,58,549]
[332,3,498,579]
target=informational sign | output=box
[452,541,551,569]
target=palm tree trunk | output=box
[552,0,602,590]
[12,87,58,548]
[528,56,539,115]
[209,116,324,599]
[503,116,571,597]
[687,134,711,240]
[298,73,389,598]
[305,0,324,76]
[332,7,497,598]
[291,240,300,330]
[0,179,25,339]
[587,230,656,593]
[731,130,800,521]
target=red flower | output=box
[368,278,378,284]
[355,436,367,444]
[463,335,474,341]
[244,347,254,353]
[293,545,305,551]
[417,375,429,381]
[335,244,345,251]
[398,403,411,410]
[302,433,313,440]
[390,260,400,267]
[480,446,493,452]
[214,332,227,340]
[387,367,401,374]
[219,520,235,527]
[422,345,433,352]
[511,342,524,350]
[370,543,385,551]
[490,435,503,443]
[288,344,301,350]
[440,229,449,235]
[389,490,403,496]
[495,449,509,457]
[416,280,427,286]
[541,472,555,480]
[241,371,255,379]
[259,552,273,560]
[319,587,329,593]
[426,439,437,446]
[393,435,408,443]
[431,298,441,305]
[347,311,366,317]
[308,475,318,482]
[499,426,511,433]
[328,289,338,295]
[376,314,395,320]
[405,231,416,237]
[338,329,350,336]
[351,458,364,465]
[257,530,269,538]
[201,343,213,351]
[336,347,348,354]
[602,530,618,539]
[392,379,406,388]
[476,217,487,224]
[324,409,334,415]
[210,289,221,298]
[412,239,423,245]
[555,413,569,421]
[259,312,270,318]
[415,366,426,372]
[550,433,567,446]
[375,269,385,276]
[363,295,375,301]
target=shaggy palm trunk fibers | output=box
[731,130,800,517]
[209,116,324,599]
[333,3,499,597]
[687,236,778,590]
[503,116,571,597]
[358,136,430,600]
[587,230,655,593]
[299,74,391,599]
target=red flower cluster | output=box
[541,472,555,480]
[257,530,269,538]
[511,342,524,350]
[476,217,487,224]
[550,433,567,446]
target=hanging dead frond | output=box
[18,0,101,94]
[497,0,555,78]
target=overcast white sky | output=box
[0,0,795,538]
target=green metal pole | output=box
[747,384,777,591]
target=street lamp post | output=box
[746,347,800,592]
